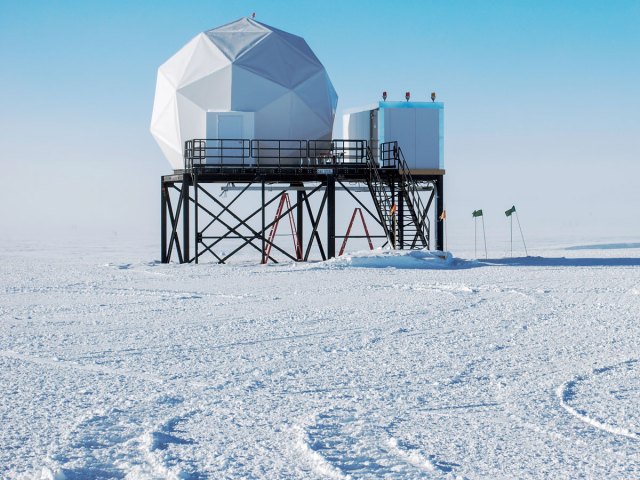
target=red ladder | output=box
[339,207,374,256]
[262,193,303,264]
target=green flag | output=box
[505,205,516,217]
[472,209,483,217]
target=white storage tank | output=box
[343,101,444,172]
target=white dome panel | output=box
[178,33,230,87]
[234,33,323,89]
[176,92,206,148]
[204,18,270,61]
[158,36,201,88]
[254,91,295,139]
[231,65,290,112]
[294,70,337,126]
[177,65,232,111]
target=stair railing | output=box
[365,146,395,248]
[391,144,430,248]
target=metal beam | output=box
[182,174,190,263]
[220,184,433,192]
[336,180,383,228]
[398,187,404,249]
[436,176,444,251]
[161,179,168,263]
[194,174,199,264]
[194,184,280,263]
[327,176,336,258]
[197,183,323,264]
[303,189,327,261]
[166,184,184,264]
[297,188,304,255]
[261,181,265,263]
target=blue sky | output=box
[1,0,639,251]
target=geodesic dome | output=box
[150,17,338,169]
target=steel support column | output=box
[194,174,199,264]
[297,188,304,255]
[182,174,190,263]
[436,176,444,251]
[327,176,336,258]
[261,181,266,263]
[390,182,396,248]
[398,187,404,249]
[161,179,168,263]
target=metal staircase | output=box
[366,142,430,250]
[394,145,430,249]
[365,146,396,247]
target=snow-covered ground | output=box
[1,240,639,479]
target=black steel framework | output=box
[161,139,444,264]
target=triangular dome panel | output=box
[231,65,290,112]
[151,95,180,156]
[177,65,232,111]
[289,93,332,137]
[151,71,177,126]
[259,23,322,67]
[205,18,270,61]
[254,91,295,138]
[293,70,336,126]
[234,33,323,89]
[158,35,200,88]
[179,33,230,88]
[176,92,206,147]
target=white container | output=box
[343,101,444,171]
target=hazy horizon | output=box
[1,0,638,254]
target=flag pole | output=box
[482,215,487,259]
[474,216,477,258]
[515,212,528,256]
[510,215,513,258]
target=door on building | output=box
[217,114,244,163]
[369,109,379,164]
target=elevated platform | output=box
[161,139,444,264]
[163,166,445,184]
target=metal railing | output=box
[251,139,307,164]
[365,145,395,247]
[185,139,252,169]
[184,139,370,170]
[379,142,400,168]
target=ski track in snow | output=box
[2,244,640,478]
[557,360,640,440]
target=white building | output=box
[343,101,444,172]
[150,17,338,169]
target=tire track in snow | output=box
[557,360,639,440]
[294,408,457,478]
[385,437,438,472]
[41,398,199,479]
[123,410,198,480]
[294,424,348,479]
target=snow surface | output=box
[1,241,640,478]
